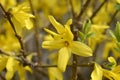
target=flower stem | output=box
[108,10,119,25]
[28,0,41,61]
[72,54,78,80]
[77,0,91,20]
[0,3,26,57]
[90,0,108,20]
[69,0,76,18]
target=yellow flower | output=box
[88,24,109,50]
[42,15,92,72]
[103,40,120,59]
[48,53,63,80]
[117,0,120,3]
[48,67,63,80]
[0,55,32,80]
[0,0,16,10]
[91,57,120,80]
[9,2,34,34]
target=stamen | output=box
[64,41,69,47]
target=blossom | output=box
[42,15,92,72]
[0,55,32,80]
[9,2,34,35]
[88,24,109,50]
[91,57,120,80]
[48,53,63,80]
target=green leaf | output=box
[115,22,120,41]
[109,30,116,39]
[86,32,95,38]
[116,42,120,48]
[115,3,120,11]
[83,20,91,34]
[78,31,85,42]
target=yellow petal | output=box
[44,28,63,39]
[24,66,33,73]
[70,41,92,57]
[25,19,33,29]
[108,57,117,67]
[65,19,72,26]
[6,57,19,80]
[48,68,63,80]
[91,63,103,80]
[44,28,58,36]
[117,0,120,3]
[48,15,65,34]
[58,47,71,72]
[44,35,54,41]
[18,65,26,80]
[42,40,64,49]
[112,65,120,73]
[0,57,8,72]
[64,25,74,41]
[103,69,120,80]
[103,42,113,59]
[5,71,15,80]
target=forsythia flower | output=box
[42,15,92,72]
[91,57,120,80]
[117,0,120,3]
[88,24,109,50]
[48,53,63,80]
[0,0,16,10]
[0,55,32,80]
[103,41,120,59]
[9,2,34,34]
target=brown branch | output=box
[34,63,94,68]
[72,31,78,80]
[69,0,76,18]
[0,49,9,56]
[28,0,41,61]
[108,10,119,25]
[72,54,78,80]
[0,3,26,57]
[90,0,108,20]
[77,0,91,20]
[0,74,5,80]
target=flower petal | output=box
[103,69,120,80]
[108,57,117,68]
[91,63,103,80]
[44,28,63,39]
[42,40,64,49]
[44,28,58,36]
[48,68,63,80]
[63,25,74,41]
[70,41,92,57]
[58,47,71,72]
[48,15,65,34]
[65,19,72,26]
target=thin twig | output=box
[28,0,41,60]
[0,49,9,56]
[77,0,91,20]
[90,0,108,20]
[0,3,26,57]
[108,10,119,25]
[72,31,78,80]
[34,63,94,68]
[72,55,78,80]
[0,74,5,80]
[69,0,76,18]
